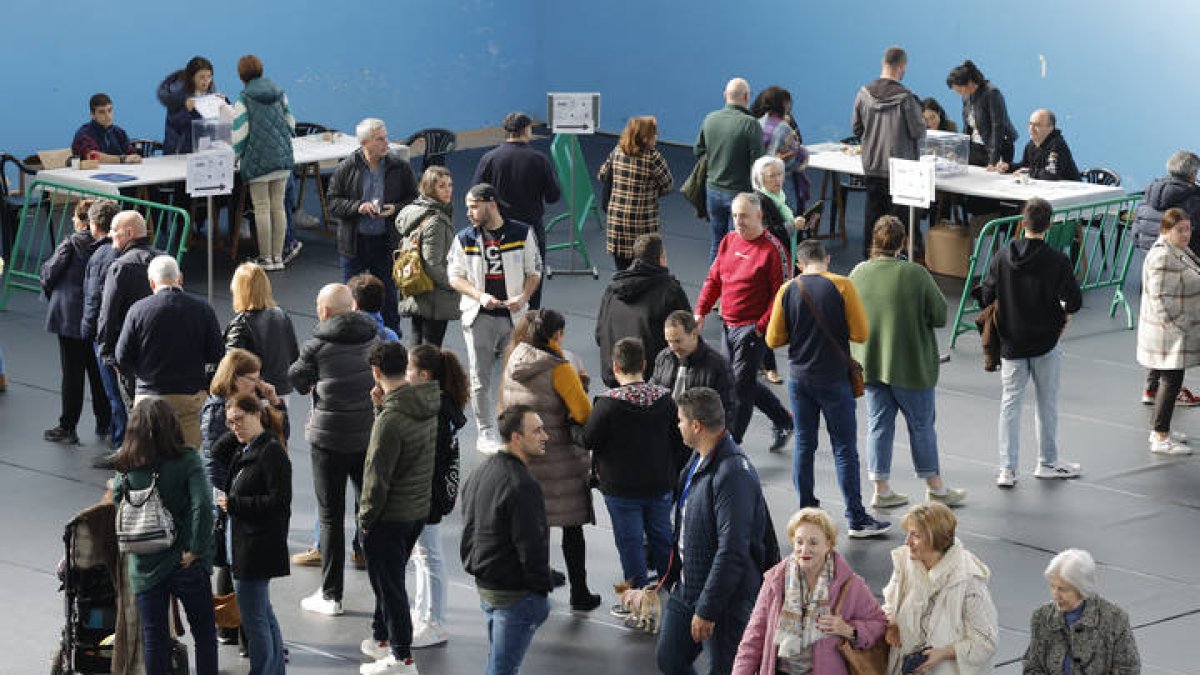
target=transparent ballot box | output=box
[920,130,969,176]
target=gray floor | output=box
[0,136,1195,674]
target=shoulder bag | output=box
[833,576,890,675]
[795,277,865,397]
[115,472,177,555]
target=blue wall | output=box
[4,1,1191,190]
[1,0,539,158]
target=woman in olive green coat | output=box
[395,166,460,347]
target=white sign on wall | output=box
[547,92,600,134]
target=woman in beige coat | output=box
[499,309,601,610]
[1137,207,1200,456]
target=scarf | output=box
[775,553,835,671]
[763,188,796,225]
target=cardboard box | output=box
[925,222,975,278]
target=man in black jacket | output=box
[651,310,737,425]
[1001,109,1080,181]
[584,338,685,592]
[980,197,1083,488]
[327,118,418,334]
[460,404,552,675]
[97,211,162,367]
[595,234,691,387]
[289,283,380,616]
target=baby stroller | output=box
[51,503,118,674]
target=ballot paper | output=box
[193,94,225,120]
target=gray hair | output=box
[1166,151,1200,181]
[732,192,762,212]
[795,239,827,265]
[751,155,786,193]
[356,117,387,143]
[87,199,121,232]
[1044,548,1098,598]
[147,255,182,284]
[676,386,725,430]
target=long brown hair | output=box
[618,116,658,157]
[107,397,187,471]
[209,348,262,398]
[409,344,469,408]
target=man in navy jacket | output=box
[656,387,767,675]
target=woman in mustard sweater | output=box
[849,217,966,510]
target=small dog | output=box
[613,581,662,634]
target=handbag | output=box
[392,228,434,298]
[795,278,865,398]
[831,577,890,675]
[212,592,241,629]
[115,472,177,555]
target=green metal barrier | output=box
[948,193,1142,348]
[0,180,190,310]
[545,134,603,276]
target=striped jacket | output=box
[598,146,673,257]
[446,220,542,326]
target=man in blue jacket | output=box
[656,387,767,675]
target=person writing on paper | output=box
[1000,109,1080,182]
[157,56,231,155]
[71,93,142,164]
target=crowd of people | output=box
[6,43,1169,675]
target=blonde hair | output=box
[209,348,262,397]
[230,262,276,312]
[786,507,838,548]
[901,502,957,554]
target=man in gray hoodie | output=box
[851,46,926,259]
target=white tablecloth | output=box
[807,148,1125,209]
[34,135,409,197]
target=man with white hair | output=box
[327,118,419,335]
[695,78,765,260]
[97,211,161,366]
[114,255,223,447]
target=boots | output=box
[563,526,601,611]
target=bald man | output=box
[97,211,163,365]
[115,255,222,447]
[695,77,765,260]
[289,282,382,616]
[1002,109,1080,181]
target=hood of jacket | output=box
[381,380,442,420]
[396,195,452,236]
[603,382,671,409]
[609,260,673,303]
[861,78,914,112]
[1004,237,1056,272]
[69,230,96,258]
[313,310,378,344]
[157,71,187,107]
[507,342,563,384]
[1145,175,1200,211]
[242,77,285,106]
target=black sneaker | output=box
[551,569,566,588]
[95,422,111,438]
[847,516,892,539]
[570,591,602,611]
[44,427,79,444]
[769,425,792,453]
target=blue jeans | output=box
[656,585,752,675]
[409,522,447,626]
[788,377,869,526]
[999,346,1061,472]
[341,232,400,334]
[865,383,940,480]
[283,173,297,248]
[603,492,673,587]
[93,342,126,448]
[234,577,285,675]
[133,563,217,675]
[723,323,791,443]
[365,520,424,659]
[705,187,736,261]
[480,592,550,675]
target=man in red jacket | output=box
[695,193,793,450]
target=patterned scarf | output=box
[775,553,835,671]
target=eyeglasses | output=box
[226,413,247,427]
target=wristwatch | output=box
[849,627,858,642]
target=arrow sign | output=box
[187,150,235,197]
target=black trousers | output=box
[58,335,109,432]
[310,445,365,601]
[530,220,547,310]
[410,315,449,348]
[365,520,424,659]
[1150,369,1184,433]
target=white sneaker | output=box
[869,491,909,508]
[293,210,321,228]
[360,655,418,675]
[926,487,968,506]
[411,621,448,648]
[1150,437,1193,456]
[300,590,343,616]
[995,468,1016,488]
[1148,430,1188,444]
[361,638,391,660]
[1033,461,1082,480]
[477,428,503,455]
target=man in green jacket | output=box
[358,340,440,675]
[695,78,765,260]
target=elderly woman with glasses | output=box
[1022,548,1140,674]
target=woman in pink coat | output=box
[733,507,887,675]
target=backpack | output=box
[393,221,435,298]
[115,472,176,555]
